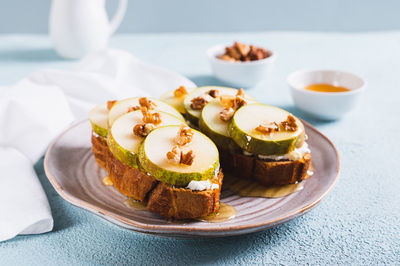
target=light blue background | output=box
[1,0,400,264]
[0,32,399,265]
[1,0,400,33]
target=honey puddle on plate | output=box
[197,203,237,223]
[305,83,350,93]
[124,198,147,211]
[102,176,113,186]
[223,176,304,198]
[124,198,236,223]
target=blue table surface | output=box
[0,32,399,265]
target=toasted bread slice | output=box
[220,149,311,186]
[147,170,223,220]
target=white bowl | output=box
[207,44,276,88]
[288,69,365,120]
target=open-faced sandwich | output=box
[174,86,312,186]
[90,86,312,220]
[90,97,223,220]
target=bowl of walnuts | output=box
[207,42,276,88]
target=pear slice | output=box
[108,97,184,127]
[160,87,193,114]
[138,125,219,186]
[183,86,254,125]
[89,103,109,138]
[199,99,240,150]
[230,104,305,156]
[108,110,186,168]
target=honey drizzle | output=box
[197,203,236,223]
[223,175,303,198]
[102,176,113,186]
[124,198,147,211]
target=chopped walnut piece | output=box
[141,107,162,125]
[190,96,208,110]
[219,54,235,61]
[166,146,195,166]
[180,150,195,166]
[280,115,298,132]
[127,106,140,112]
[166,145,181,164]
[140,106,148,116]
[174,86,188,98]
[219,94,247,110]
[107,100,117,110]
[248,45,271,61]
[133,123,156,137]
[208,89,219,98]
[236,88,245,97]
[234,42,250,57]
[219,95,235,108]
[255,122,280,135]
[143,112,162,125]
[139,97,157,109]
[219,107,235,121]
[177,125,194,146]
[234,96,247,110]
[225,45,241,60]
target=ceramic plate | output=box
[44,120,339,238]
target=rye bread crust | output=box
[91,131,223,219]
[220,149,312,186]
[107,151,158,201]
[91,133,108,169]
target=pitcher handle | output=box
[109,0,128,35]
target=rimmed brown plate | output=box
[44,120,339,238]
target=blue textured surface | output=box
[0,33,399,265]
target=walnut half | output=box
[190,96,208,110]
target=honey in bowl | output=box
[305,83,350,93]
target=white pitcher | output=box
[49,0,127,59]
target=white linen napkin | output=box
[0,49,195,242]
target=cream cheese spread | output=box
[186,179,219,191]
[243,142,310,161]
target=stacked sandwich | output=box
[90,97,222,220]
